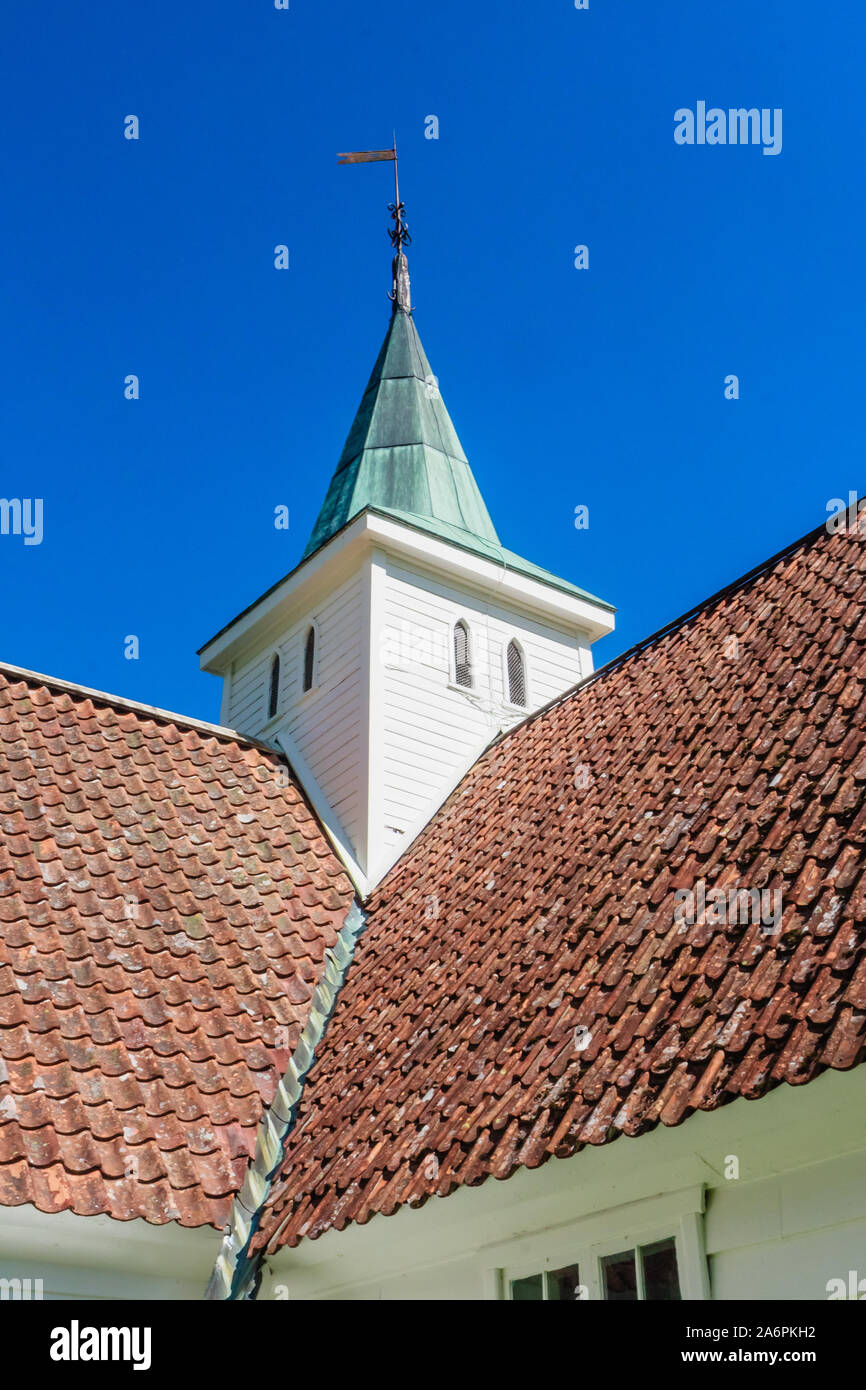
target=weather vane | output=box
[337,135,413,310]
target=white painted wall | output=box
[376,555,591,863]
[283,569,366,853]
[0,1206,218,1301]
[705,1149,866,1301]
[226,566,367,855]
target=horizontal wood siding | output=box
[226,568,366,856]
[222,549,593,875]
[379,559,590,846]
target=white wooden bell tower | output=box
[200,257,614,892]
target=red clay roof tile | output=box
[0,670,355,1227]
[253,516,866,1252]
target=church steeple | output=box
[200,155,615,891]
[302,195,500,562]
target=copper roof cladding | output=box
[254,514,866,1252]
[0,669,355,1227]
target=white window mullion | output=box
[635,1246,647,1301]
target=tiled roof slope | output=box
[0,669,355,1227]
[256,515,866,1251]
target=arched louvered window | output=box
[267,653,280,719]
[506,639,527,707]
[302,625,316,693]
[453,620,473,688]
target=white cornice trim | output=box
[365,514,615,639]
[199,512,615,674]
[199,519,370,672]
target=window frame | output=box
[505,1227,686,1302]
[503,636,529,710]
[495,1188,709,1302]
[266,652,281,721]
[300,620,319,697]
[597,1235,681,1302]
[449,617,475,692]
[510,1264,587,1302]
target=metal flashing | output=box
[204,902,367,1300]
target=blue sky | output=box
[1,0,863,722]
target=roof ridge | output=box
[346,333,391,483]
[0,660,275,750]
[487,508,855,754]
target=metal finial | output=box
[336,135,413,310]
[387,200,411,252]
[387,135,411,252]
[389,248,412,312]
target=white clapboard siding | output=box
[225,569,366,853]
[220,541,595,880]
[285,572,365,851]
[377,558,591,843]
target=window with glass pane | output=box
[510,1265,582,1301]
[601,1249,638,1302]
[511,1273,544,1301]
[602,1239,680,1301]
[510,1239,680,1302]
[641,1239,681,1300]
[548,1264,583,1301]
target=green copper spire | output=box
[299,188,610,612]
[302,250,500,561]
